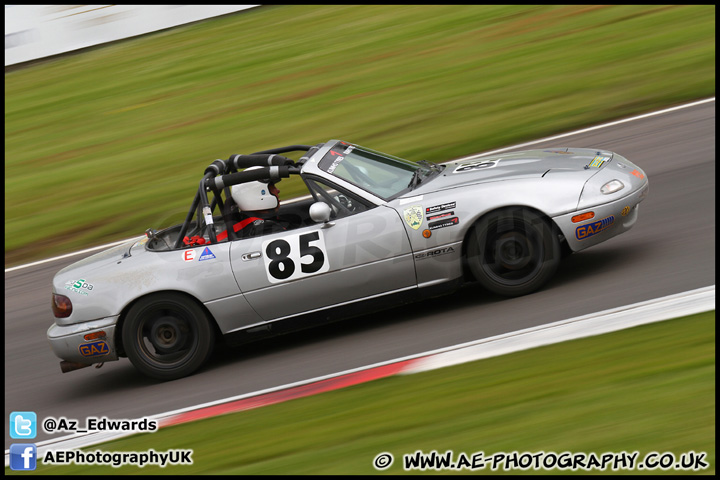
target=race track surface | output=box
[4,100,715,449]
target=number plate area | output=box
[262,231,330,283]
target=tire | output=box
[122,293,214,380]
[466,208,560,297]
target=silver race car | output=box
[48,140,649,380]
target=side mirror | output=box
[309,202,332,224]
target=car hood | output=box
[408,147,612,195]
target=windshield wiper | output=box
[407,168,425,189]
[408,161,444,189]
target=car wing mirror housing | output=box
[309,202,333,226]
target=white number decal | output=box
[262,231,330,283]
[453,159,499,173]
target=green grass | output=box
[9,311,715,475]
[4,5,716,266]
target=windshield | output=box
[317,142,442,200]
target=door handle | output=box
[241,251,262,261]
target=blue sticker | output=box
[199,247,216,261]
[79,340,109,357]
[576,216,615,240]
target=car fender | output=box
[51,239,249,327]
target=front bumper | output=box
[47,316,120,364]
[554,180,649,253]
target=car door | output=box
[229,201,416,322]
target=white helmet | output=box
[231,166,279,211]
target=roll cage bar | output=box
[172,144,319,249]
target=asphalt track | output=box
[4,100,715,450]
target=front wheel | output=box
[122,293,214,380]
[466,208,560,297]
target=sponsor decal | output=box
[453,160,499,173]
[575,216,615,240]
[414,246,456,260]
[403,206,424,230]
[621,206,631,216]
[399,195,423,205]
[631,169,645,179]
[429,217,459,230]
[343,145,355,155]
[428,211,454,221]
[588,155,610,168]
[183,250,196,262]
[426,202,456,214]
[198,247,216,261]
[327,151,345,174]
[79,340,110,357]
[64,279,94,296]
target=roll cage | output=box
[170,144,320,249]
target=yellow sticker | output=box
[403,206,424,230]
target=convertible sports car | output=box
[48,140,649,380]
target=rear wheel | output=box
[466,208,560,297]
[122,293,214,380]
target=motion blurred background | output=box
[4,5,715,267]
[4,6,715,475]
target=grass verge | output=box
[8,311,715,475]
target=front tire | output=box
[122,293,214,380]
[466,208,560,297]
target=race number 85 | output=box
[262,231,330,283]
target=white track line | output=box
[5,96,715,274]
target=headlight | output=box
[600,179,624,194]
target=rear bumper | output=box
[47,316,120,364]
[554,180,649,253]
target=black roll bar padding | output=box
[251,145,313,155]
[227,154,295,170]
[204,159,227,176]
[209,165,292,192]
[174,190,201,249]
[198,173,217,244]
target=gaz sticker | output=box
[576,216,615,240]
[262,231,330,283]
[79,340,109,357]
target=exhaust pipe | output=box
[60,361,92,373]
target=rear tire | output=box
[466,208,560,297]
[122,293,214,380]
